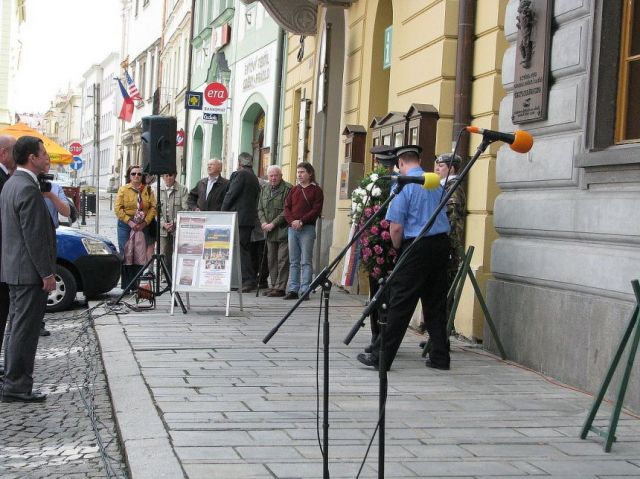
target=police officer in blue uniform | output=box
[357,145,451,371]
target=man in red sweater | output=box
[283,162,324,300]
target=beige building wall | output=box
[281,34,317,184]
[279,0,508,340]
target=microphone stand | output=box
[344,135,492,479]
[263,183,401,479]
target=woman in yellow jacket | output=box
[115,164,157,293]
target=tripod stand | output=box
[114,175,187,314]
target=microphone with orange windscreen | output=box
[466,126,533,153]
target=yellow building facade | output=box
[279,0,508,340]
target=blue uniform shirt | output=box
[385,166,450,239]
[44,182,66,228]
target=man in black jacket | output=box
[187,158,229,211]
[222,152,260,292]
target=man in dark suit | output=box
[187,158,229,212]
[0,136,56,403]
[222,152,260,292]
[0,134,16,377]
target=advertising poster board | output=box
[170,211,243,316]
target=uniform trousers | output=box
[372,233,450,371]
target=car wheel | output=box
[47,265,78,312]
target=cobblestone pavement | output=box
[0,303,128,479]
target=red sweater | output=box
[284,183,324,226]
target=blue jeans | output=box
[287,225,315,294]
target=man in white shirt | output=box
[187,158,229,212]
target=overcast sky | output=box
[13,0,122,113]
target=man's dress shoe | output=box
[1,391,47,403]
[425,358,450,370]
[357,352,379,369]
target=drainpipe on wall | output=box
[270,27,285,165]
[182,0,197,186]
[453,0,476,157]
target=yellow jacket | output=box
[115,183,157,224]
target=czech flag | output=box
[116,77,134,122]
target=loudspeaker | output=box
[141,115,177,175]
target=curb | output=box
[93,305,185,479]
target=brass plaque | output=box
[512,0,552,124]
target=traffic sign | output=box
[70,156,84,171]
[176,128,185,147]
[202,82,228,115]
[185,91,203,110]
[69,142,83,156]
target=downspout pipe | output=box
[270,27,285,166]
[453,0,476,157]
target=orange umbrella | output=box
[0,123,73,165]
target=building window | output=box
[149,53,155,97]
[410,126,418,145]
[139,61,147,99]
[616,0,640,142]
[393,131,403,147]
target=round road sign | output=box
[70,156,84,171]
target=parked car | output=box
[48,226,121,312]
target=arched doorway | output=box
[209,120,223,164]
[190,125,204,187]
[241,98,268,177]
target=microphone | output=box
[466,126,533,153]
[381,172,440,190]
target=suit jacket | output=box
[221,167,260,227]
[187,176,229,212]
[0,167,9,275]
[0,170,56,285]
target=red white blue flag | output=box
[125,70,143,103]
[115,78,134,122]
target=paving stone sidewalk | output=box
[95,290,640,479]
[0,305,128,478]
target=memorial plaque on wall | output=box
[512,0,552,124]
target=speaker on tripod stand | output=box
[114,115,186,313]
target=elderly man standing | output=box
[1,136,56,402]
[222,152,261,292]
[0,134,16,376]
[160,173,189,275]
[187,158,229,211]
[258,165,292,297]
